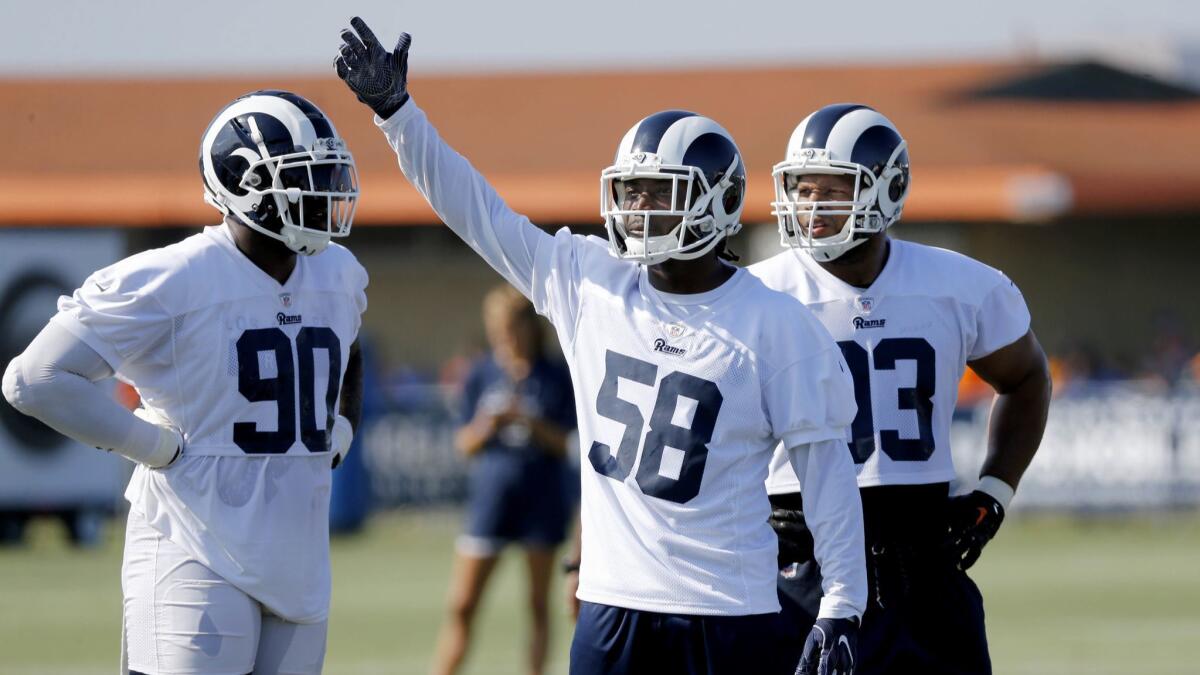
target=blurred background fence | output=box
[353,380,1200,511]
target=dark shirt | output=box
[460,355,576,457]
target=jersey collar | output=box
[206,223,303,292]
[792,238,904,300]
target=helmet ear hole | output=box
[243,169,264,189]
[888,171,908,203]
[722,181,742,216]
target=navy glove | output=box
[797,617,858,675]
[334,17,411,119]
[945,490,1005,571]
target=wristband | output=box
[977,475,1015,512]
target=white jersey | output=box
[750,242,1030,491]
[52,224,367,622]
[379,102,865,618]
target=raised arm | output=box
[334,17,550,297]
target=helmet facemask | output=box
[230,116,359,256]
[771,143,908,263]
[601,154,742,266]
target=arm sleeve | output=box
[787,438,867,620]
[376,102,553,303]
[763,346,858,449]
[2,322,164,459]
[969,276,1031,360]
[49,251,183,373]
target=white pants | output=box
[120,509,328,675]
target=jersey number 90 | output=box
[233,327,342,455]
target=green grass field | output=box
[2,510,1198,674]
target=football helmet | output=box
[200,90,359,256]
[771,103,910,262]
[601,110,745,265]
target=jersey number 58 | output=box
[588,350,723,504]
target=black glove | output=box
[796,617,858,675]
[944,490,1005,571]
[770,506,815,566]
[334,17,412,119]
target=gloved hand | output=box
[944,489,1005,571]
[796,617,858,675]
[334,17,412,119]
[132,407,183,469]
[330,415,354,469]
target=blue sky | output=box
[2,0,1198,76]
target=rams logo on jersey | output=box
[653,338,687,357]
[852,316,886,330]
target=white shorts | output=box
[120,509,328,675]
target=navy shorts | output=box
[773,484,992,675]
[777,558,991,675]
[461,450,573,555]
[570,601,797,675]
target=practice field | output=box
[2,510,1198,675]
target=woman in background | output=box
[432,284,576,675]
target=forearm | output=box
[3,322,163,460]
[788,438,867,620]
[338,340,364,433]
[526,417,569,458]
[377,102,546,296]
[454,420,491,457]
[979,365,1052,493]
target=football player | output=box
[334,18,866,675]
[2,90,368,675]
[750,103,1052,674]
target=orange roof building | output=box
[2,59,1197,228]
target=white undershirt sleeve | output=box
[375,101,550,299]
[2,321,165,463]
[787,438,868,620]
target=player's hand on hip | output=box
[330,415,354,469]
[132,407,183,469]
[334,17,411,119]
[797,617,858,675]
[944,489,1005,570]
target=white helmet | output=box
[771,103,910,262]
[601,110,745,265]
[200,90,359,256]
